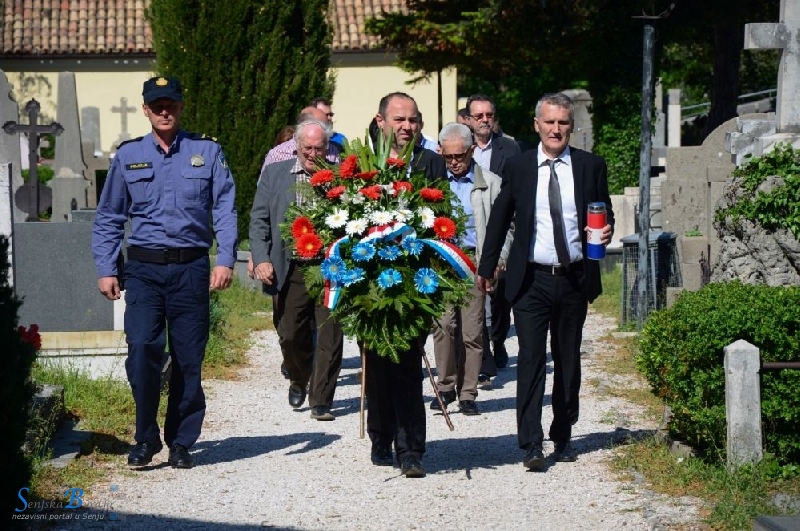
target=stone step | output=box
[753,515,800,531]
[24,384,65,456]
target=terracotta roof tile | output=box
[0,0,406,57]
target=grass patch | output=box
[591,264,623,323]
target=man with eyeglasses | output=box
[310,96,347,151]
[465,94,521,382]
[92,76,237,470]
[430,122,513,417]
[250,120,345,422]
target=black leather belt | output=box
[531,260,583,275]
[127,246,207,264]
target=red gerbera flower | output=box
[393,181,413,194]
[420,187,445,202]
[18,324,42,351]
[339,154,359,178]
[310,169,335,186]
[386,157,405,169]
[291,217,315,239]
[326,185,346,200]
[433,217,457,239]
[359,185,382,200]
[296,233,323,259]
[356,170,380,181]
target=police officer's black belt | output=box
[127,246,207,264]
[530,260,583,275]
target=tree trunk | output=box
[704,23,744,137]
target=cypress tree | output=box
[147,1,334,240]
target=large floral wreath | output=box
[280,134,476,362]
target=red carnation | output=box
[296,233,323,259]
[339,155,359,178]
[19,324,42,351]
[386,157,405,169]
[291,217,315,239]
[359,185,382,200]
[393,181,413,194]
[356,170,380,181]
[433,217,457,239]
[310,169,335,186]
[326,185,347,200]
[420,187,445,202]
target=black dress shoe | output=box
[310,405,335,421]
[552,441,578,462]
[494,343,509,368]
[459,400,481,415]
[429,390,456,410]
[370,443,394,467]
[168,444,194,469]
[128,441,162,466]
[522,445,546,471]
[400,455,426,478]
[477,373,492,384]
[288,384,306,408]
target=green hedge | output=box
[637,281,800,464]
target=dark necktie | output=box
[547,159,571,266]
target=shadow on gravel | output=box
[424,433,521,473]
[191,432,341,467]
[60,511,307,530]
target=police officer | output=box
[92,76,237,469]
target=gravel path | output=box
[57,310,703,530]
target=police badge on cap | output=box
[142,76,184,103]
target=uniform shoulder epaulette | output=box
[116,136,144,150]
[187,132,218,142]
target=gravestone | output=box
[564,89,593,151]
[3,99,62,221]
[50,72,89,222]
[112,96,137,147]
[718,0,800,285]
[81,141,109,208]
[0,69,26,224]
[80,106,103,157]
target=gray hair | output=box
[294,120,332,143]
[438,122,473,150]
[535,92,575,122]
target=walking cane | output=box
[422,347,454,431]
[359,345,366,439]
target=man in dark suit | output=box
[477,92,614,471]
[465,94,521,379]
[367,92,446,478]
[250,120,344,422]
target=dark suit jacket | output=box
[478,147,615,304]
[488,134,521,176]
[410,145,447,181]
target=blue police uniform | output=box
[92,129,237,450]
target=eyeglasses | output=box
[443,151,470,163]
[470,112,495,121]
[300,145,326,155]
[326,112,335,118]
[147,102,180,114]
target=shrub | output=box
[0,236,38,513]
[637,281,800,464]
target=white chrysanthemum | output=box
[340,192,351,203]
[418,207,435,228]
[325,208,349,229]
[370,210,394,225]
[397,197,409,209]
[383,184,397,196]
[350,194,365,205]
[345,218,369,235]
[394,208,413,222]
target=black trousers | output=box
[512,263,587,450]
[275,263,343,407]
[365,340,426,462]
[481,273,512,375]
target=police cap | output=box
[142,76,183,103]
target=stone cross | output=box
[744,0,800,133]
[2,99,63,221]
[111,97,137,145]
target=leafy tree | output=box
[147,0,334,239]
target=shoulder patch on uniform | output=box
[117,136,144,149]
[218,152,228,168]
[125,162,153,170]
[187,132,218,142]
